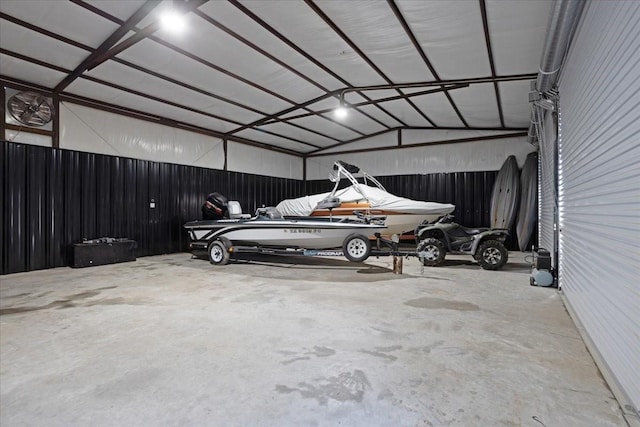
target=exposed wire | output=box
[6,125,22,142]
[64,103,122,156]
[532,415,546,426]
[190,139,223,165]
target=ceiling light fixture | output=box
[160,9,186,33]
[334,105,348,119]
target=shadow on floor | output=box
[185,252,401,282]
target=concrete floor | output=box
[0,251,626,426]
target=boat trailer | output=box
[189,233,422,274]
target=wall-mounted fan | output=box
[6,91,54,127]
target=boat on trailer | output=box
[276,161,455,237]
[184,202,387,265]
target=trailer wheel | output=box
[417,238,446,266]
[342,234,371,263]
[476,240,508,270]
[209,240,230,265]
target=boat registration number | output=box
[284,229,321,234]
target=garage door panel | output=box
[556,0,640,412]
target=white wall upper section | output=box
[5,130,51,147]
[317,128,519,154]
[60,102,224,169]
[5,100,303,177]
[227,141,303,180]
[307,135,534,180]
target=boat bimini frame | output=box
[327,160,387,200]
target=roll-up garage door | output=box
[537,109,556,266]
[556,1,640,414]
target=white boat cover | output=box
[276,184,455,217]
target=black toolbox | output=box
[72,238,137,268]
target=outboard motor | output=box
[530,248,555,287]
[202,192,228,220]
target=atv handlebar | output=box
[436,214,455,224]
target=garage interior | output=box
[1,0,638,426]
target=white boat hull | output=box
[372,212,442,236]
[185,218,386,249]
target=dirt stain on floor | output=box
[0,288,142,316]
[404,297,479,311]
[275,369,371,405]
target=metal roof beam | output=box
[83,0,209,73]
[229,0,399,130]
[306,0,428,127]
[264,84,469,125]
[69,1,344,147]
[54,0,163,93]
[387,0,469,127]
[192,9,364,137]
[479,0,506,128]
[307,131,528,157]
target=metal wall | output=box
[1,141,305,275]
[556,1,640,415]
[2,139,513,275]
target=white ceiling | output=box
[0,0,553,155]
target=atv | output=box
[415,215,509,270]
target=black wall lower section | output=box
[1,142,305,275]
[2,141,521,275]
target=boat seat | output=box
[266,207,284,220]
[256,206,284,220]
[316,196,341,210]
[228,201,250,219]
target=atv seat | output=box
[460,226,489,236]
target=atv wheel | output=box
[418,238,446,266]
[342,234,371,263]
[209,239,230,265]
[477,240,508,270]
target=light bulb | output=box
[334,106,348,119]
[160,10,186,33]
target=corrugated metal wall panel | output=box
[2,141,512,272]
[0,143,4,275]
[95,155,112,239]
[135,158,150,257]
[538,110,556,264]
[122,157,139,252]
[49,149,66,268]
[81,153,98,242]
[26,147,47,271]
[0,142,306,275]
[63,151,82,257]
[557,1,640,413]
[3,143,27,273]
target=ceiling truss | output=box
[0,0,546,156]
